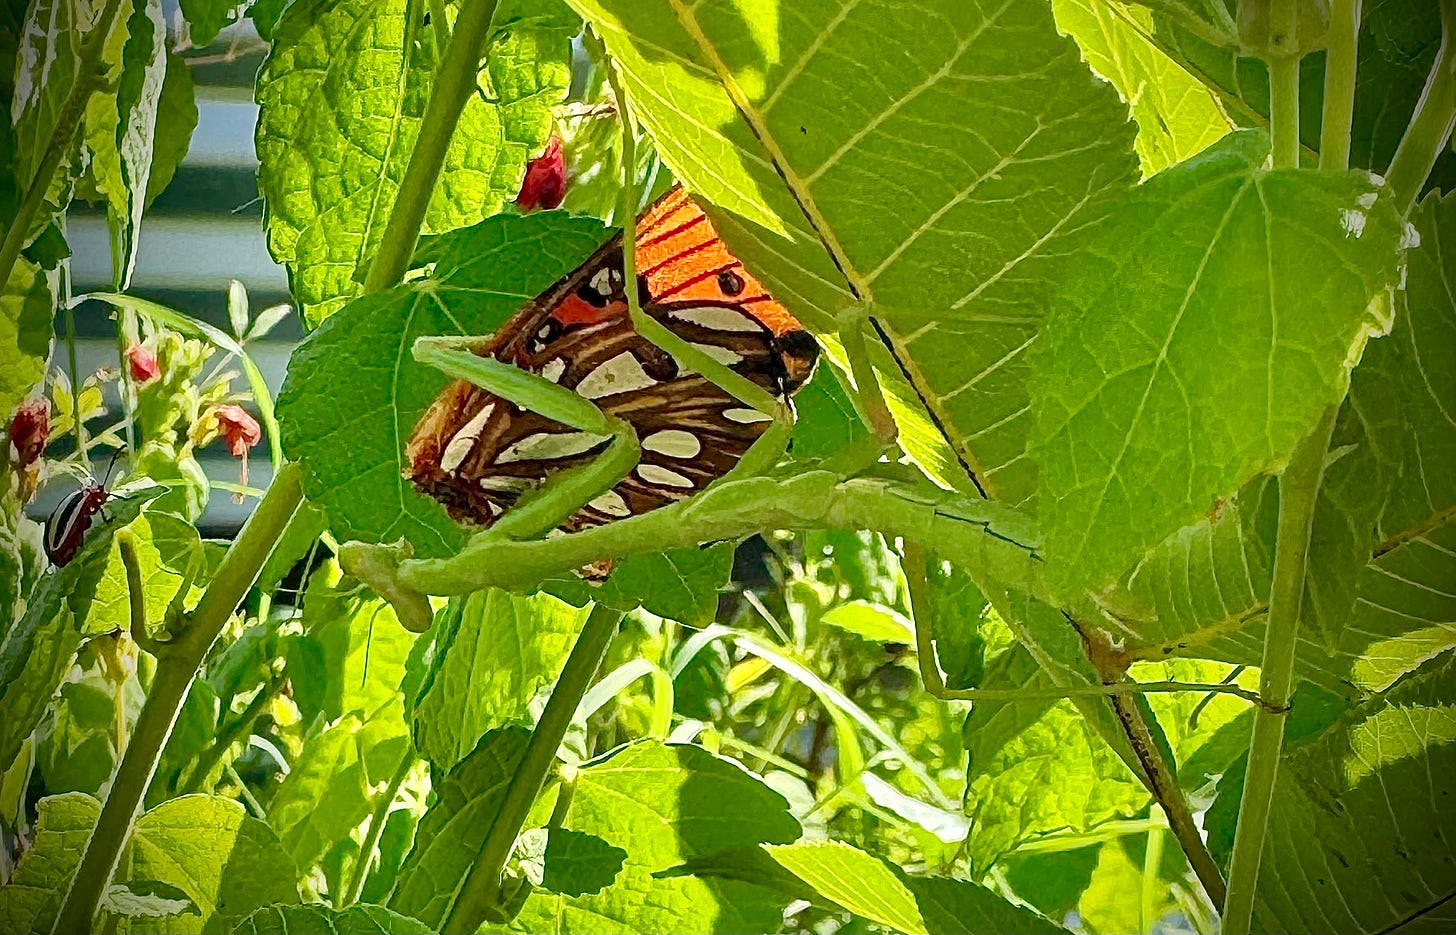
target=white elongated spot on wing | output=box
[688,342,743,366]
[724,407,773,424]
[479,475,530,492]
[441,403,495,473]
[46,489,88,553]
[637,464,694,488]
[668,305,763,332]
[575,352,657,399]
[642,429,702,459]
[540,358,566,383]
[588,490,632,517]
[497,431,611,463]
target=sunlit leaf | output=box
[232,904,430,935]
[766,841,926,934]
[256,0,572,323]
[1030,131,1404,595]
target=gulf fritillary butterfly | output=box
[406,186,819,532]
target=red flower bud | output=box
[213,404,261,457]
[515,135,566,211]
[9,397,49,468]
[126,344,160,383]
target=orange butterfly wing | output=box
[406,186,818,530]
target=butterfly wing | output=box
[406,186,819,530]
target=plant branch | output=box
[344,747,416,907]
[52,463,304,935]
[841,315,897,443]
[1320,0,1363,170]
[362,0,501,293]
[116,530,146,643]
[1268,57,1302,170]
[443,603,623,933]
[1108,689,1227,909]
[179,673,285,795]
[1384,0,1456,213]
[0,0,128,290]
[1221,406,1339,935]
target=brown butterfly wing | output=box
[406,186,818,531]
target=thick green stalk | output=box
[0,0,127,290]
[51,464,304,935]
[1221,408,1338,935]
[1383,0,1456,213]
[1269,54,1302,170]
[443,604,624,933]
[1319,0,1363,170]
[362,0,501,293]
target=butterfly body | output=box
[407,187,818,531]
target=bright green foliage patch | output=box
[767,840,927,934]
[256,0,573,324]
[233,903,431,935]
[413,589,589,770]
[1030,131,1404,595]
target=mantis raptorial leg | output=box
[413,337,641,540]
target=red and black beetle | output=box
[44,449,123,568]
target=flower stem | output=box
[443,603,623,933]
[51,463,304,935]
[1221,406,1338,935]
[362,0,501,293]
[1269,55,1302,170]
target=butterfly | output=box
[406,185,820,532]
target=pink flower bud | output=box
[9,397,49,468]
[126,344,160,383]
[515,136,566,211]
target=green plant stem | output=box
[179,674,285,794]
[51,463,304,935]
[1221,407,1338,935]
[443,604,624,933]
[1107,690,1226,909]
[1384,0,1456,213]
[0,0,128,290]
[116,529,146,653]
[1269,53,1302,169]
[362,0,500,293]
[344,748,416,908]
[1320,0,1362,170]
[64,302,88,459]
[1141,824,1165,933]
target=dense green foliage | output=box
[2,0,1453,933]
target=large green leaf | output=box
[572,0,1141,503]
[82,0,165,289]
[232,904,430,935]
[1107,192,1456,694]
[1052,0,1229,176]
[0,257,55,417]
[507,741,799,934]
[390,728,531,928]
[276,212,608,557]
[905,874,1068,935]
[0,792,100,934]
[412,589,588,771]
[125,795,300,932]
[1206,655,1456,933]
[256,0,572,324]
[11,0,106,189]
[267,714,375,872]
[88,510,202,637]
[766,841,926,934]
[1029,131,1405,595]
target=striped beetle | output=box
[45,449,123,567]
